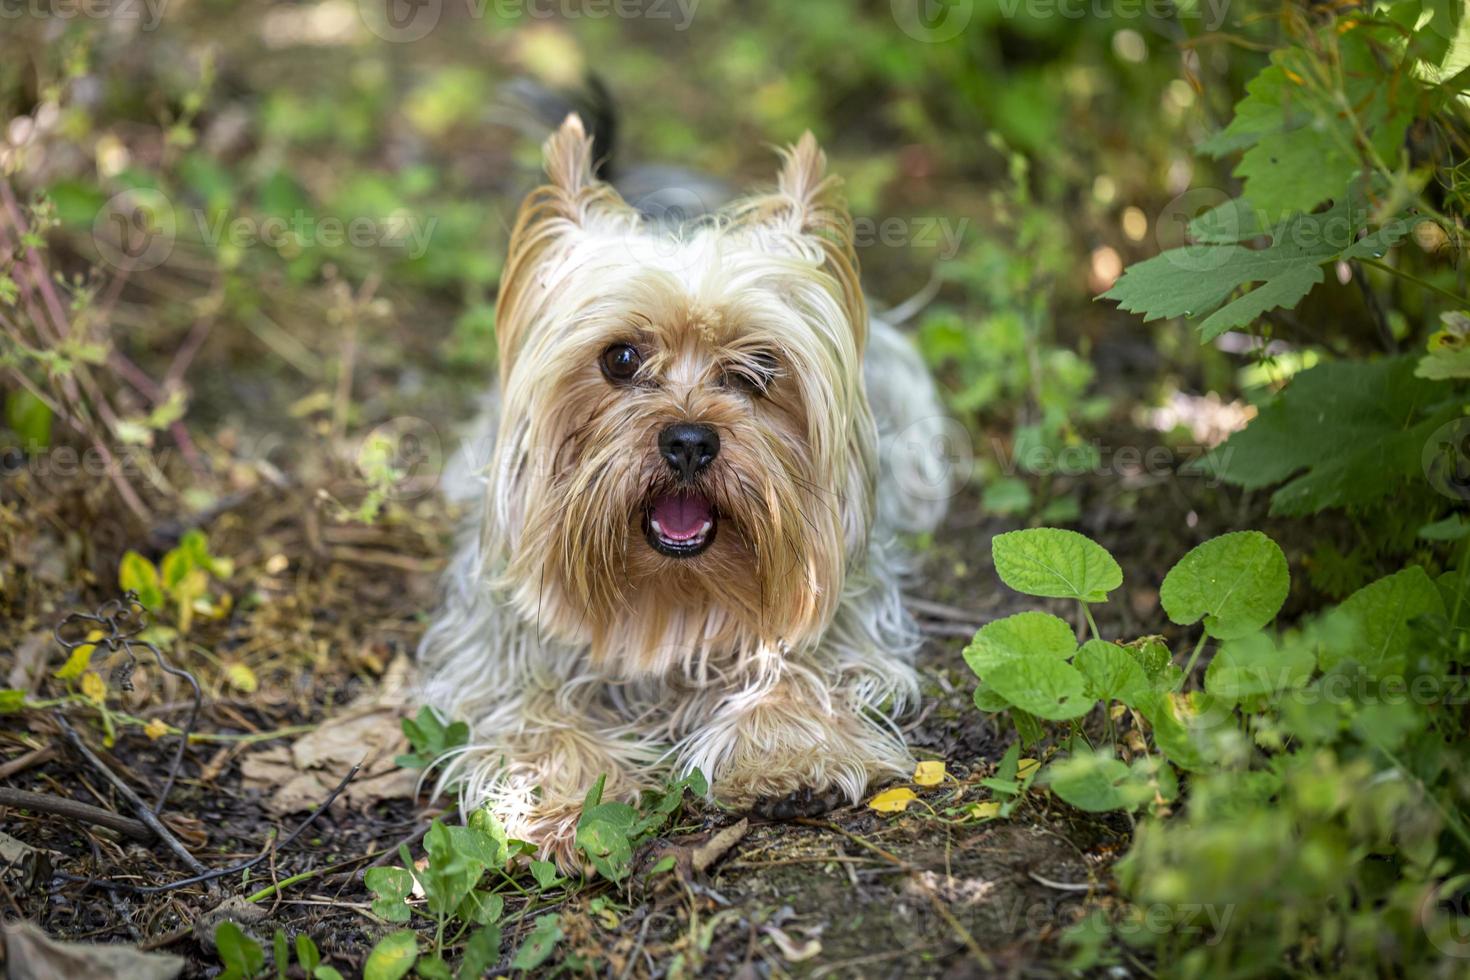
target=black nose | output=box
[659,423,719,481]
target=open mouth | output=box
[645,492,717,558]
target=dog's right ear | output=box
[496,115,635,374]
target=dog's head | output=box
[484,115,875,673]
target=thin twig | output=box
[55,764,361,896]
[53,712,207,876]
[0,787,153,841]
[0,744,57,781]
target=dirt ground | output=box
[3,399,1258,979]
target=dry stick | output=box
[58,763,362,897]
[53,712,208,877]
[0,787,153,842]
[0,745,56,781]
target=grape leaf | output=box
[1190,356,1457,516]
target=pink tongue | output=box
[651,493,712,540]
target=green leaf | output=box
[991,528,1122,603]
[1419,515,1470,541]
[363,866,413,923]
[0,689,26,713]
[457,925,501,980]
[1104,188,1412,341]
[981,477,1032,516]
[295,934,321,974]
[529,859,562,890]
[273,929,289,980]
[511,914,563,971]
[119,551,164,610]
[458,890,504,926]
[1044,753,1153,812]
[576,794,639,881]
[5,389,52,450]
[1137,692,1209,771]
[1415,348,1470,380]
[1074,640,1150,706]
[985,657,1095,721]
[1160,531,1289,639]
[1204,631,1314,705]
[1193,356,1456,516]
[962,611,1076,676]
[1323,566,1445,678]
[972,682,1012,712]
[215,922,265,980]
[362,931,417,980]
[1123,637,1173,679]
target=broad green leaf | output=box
[1137,692,1209,771]
[529,859,562,890]
[215,922,265,980]
[363,866,413,923]
[295,934,321,974]
[1192,356,1457,517]
[1105,187,1412,342]
[1323,566,1445,678]
[0,690,26,713]
[457,925,501,980]
[1204,631,1314,705]
[1123,636,1173,678]
[511,914,563,971]
[972,682,1011,712]
[1160,531,1289,639]
[363,931,417,980]
[985,657,1095,721]
[1074,640,1150,706]
[962,611,1076,676]
[458,890,504,926]
[119,551,164,610]
[991,528,1122,603]
[1044,754,1153,812]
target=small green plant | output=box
[965,526,1470,974]
[360,768,706,976]
[214,922,343,980]
[118,529,234,635]
[395,706,470,770]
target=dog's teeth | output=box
[697,521,712,536]
[650,518,665,536]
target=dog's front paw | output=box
[693,689,911,815]
[748,784,850,821]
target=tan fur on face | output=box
[486,117,875,677]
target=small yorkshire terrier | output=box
[420,114,952,864]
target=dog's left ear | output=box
[496,114,636,374]
[737,132,866,347]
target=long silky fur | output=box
[418,117,952,864]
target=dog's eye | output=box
[601,344,643,384]
[721,351,778,396]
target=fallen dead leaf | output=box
[867,787,917,813]
[240,654,418,815]
[913,760,945,786]
[1016,758,1040,780]
[3,920,183,980]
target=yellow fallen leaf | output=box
[144,718,170,740]
[913,760,945,787]
[225,662,258,693]
[1017,758,1040,780]
[868,787,917,813]
[969,802,1002,819]
[80,671,106,704]
[55,629,107,681]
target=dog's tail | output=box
[500,74,732,221]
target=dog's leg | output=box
[419,540,659,868]
[673,553,922,816]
